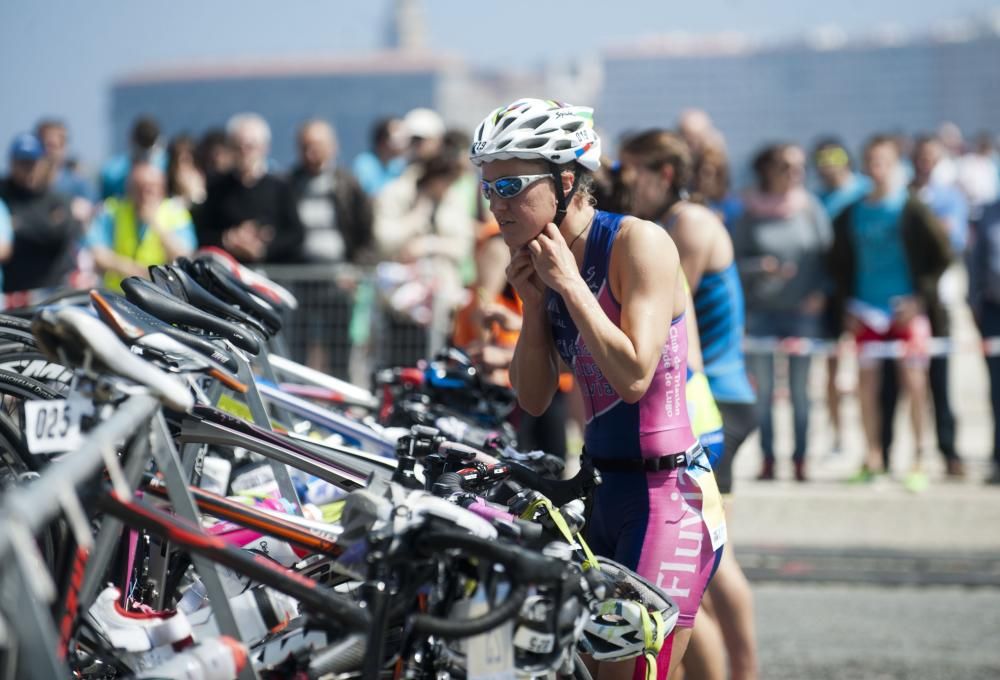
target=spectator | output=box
[0,133,82,294]
[693,142,743,231]
[196,113,297,263]
[374,154,472,275]
[87,161,196,291]
[443,127,490,285]
[352,117,406,196]
[373,109,472,284]
[370,108,461,367]
[957,132,1000,214]
[968,197,1000,484]
[35,118,97,222]
[829,135,952,492]
[289,119,373,265]
[910,136,971,255]
[100,115,166,199]
[166,134,207,209]
[373,152,474,366]
[813,138,872,222]
[735,143,832,482]
[195,128,234,183]
[876,135,968,478]
[401,107,446,164]
[812,138,872,455]
[374,153,472,284]
[932,121,963,187]
[677,108,723,162]
[287,118,374,377]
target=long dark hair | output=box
[691,144,731,204]
[621,130,691,191]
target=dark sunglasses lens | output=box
[495,177,524,198]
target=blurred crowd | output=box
[2,106,999,483]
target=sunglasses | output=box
[480,173,550,200]
[776,160,805,174]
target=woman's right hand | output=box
[506,247,545,307]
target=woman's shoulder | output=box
[613,214,678,259]
[671,202,726,237]
[677,202,722,222]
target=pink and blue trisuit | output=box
[545,210,724,679]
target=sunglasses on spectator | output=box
[776,160,804,173]
[480,174,550,200]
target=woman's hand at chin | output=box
[527,223,582,295]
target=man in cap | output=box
[0,133,82,293]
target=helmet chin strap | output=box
[550,163,581,227]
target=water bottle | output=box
[135,636,247,679]
[186,585,299,644]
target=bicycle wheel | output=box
[0,369,67,472]
[0,408,32,489]
[0,351,74,393]
[0,408,63,589]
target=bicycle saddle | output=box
[90,291,244,382]
[177,258,282,336]
[121,277,262,355]
[196,247,298,312]
[150,264,270,339]
[32,306,193,412]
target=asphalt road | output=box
[754,582,1000,680]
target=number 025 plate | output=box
[25,399,82,455]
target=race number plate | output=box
[25,399,82,454]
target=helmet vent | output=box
[520,137,548,149]
[552,140,572,150]
[521,116,550,130]
[561,121,584,132]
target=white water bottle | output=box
[136,636,247,679]
[186,585,299,644]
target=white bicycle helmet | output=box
[470,98,601,171]
[470,98,602,224]
[583,558,679,673]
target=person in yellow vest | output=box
[88,161,196,290]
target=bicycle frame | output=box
[96,491,370,633]
[141,476,344,558]
[176,406,391,492]
[267,354,379,411]
[254,378,396,456]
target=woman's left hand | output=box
[526,223,582,294]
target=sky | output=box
[1,0,998,168]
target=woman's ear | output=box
[561,170,576,194]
